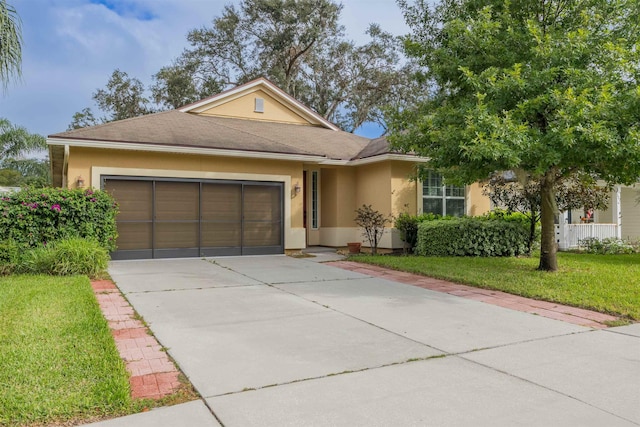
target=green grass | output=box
[353,252,640,320]
[0,275,132,426]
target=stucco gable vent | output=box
[254,97,264,113]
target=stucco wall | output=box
[68,147,306,248]
[197,89,311,125]
[391,161,418,217]
[355,162,393,224]
[468,182,491,216]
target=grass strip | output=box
[0,275,131,426]
[352,252,640,320]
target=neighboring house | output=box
[47,78,489,259]
[556,184,640,249]
[0,186,20,194]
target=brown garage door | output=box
[103,177,283,259]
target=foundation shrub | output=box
[0,239,20,275]
[394,213,419,253]
[579,237,638,255]
[18,238,109,277]
[0,187,118,251]
[416,217,529,257]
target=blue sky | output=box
[1,0,409,138]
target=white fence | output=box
[555,223,619,250]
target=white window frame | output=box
[419,171,466,216]
[311,170,319,229]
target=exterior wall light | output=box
[76,176,85,188]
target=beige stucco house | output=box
[46,78,490,259]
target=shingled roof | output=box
[49,109,391,161]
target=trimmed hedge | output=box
[0,187,118,251]
[416,217,529,257]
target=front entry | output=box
[103,176,284,260]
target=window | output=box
[311,171,318,229]
[422,171,465,216]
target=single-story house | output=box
[47,78,490,259]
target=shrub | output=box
[0,240,20,275]
[18,238,109,277]
[579,237,638,255]
[19,245,56,275]
[394,212,419,253]
[354,205,390,255]
[416,217,529,257]
[0,187,118,251]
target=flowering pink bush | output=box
[0,187,118,251]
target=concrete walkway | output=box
[92,255,640,426]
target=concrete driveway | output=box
[102,255,640,426]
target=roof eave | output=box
[46,137,328,163]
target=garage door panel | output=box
[115,222,152,250]
[202,184,242,221]
[244,185,281,222]
[106,180,152,222]
[202,221,242,247]
[155,222,199,249]
[243,222,282,247]
[155,182,199,221]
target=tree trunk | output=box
[527,209,537,255]
[538,171,558,271]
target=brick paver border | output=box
[91,280,181,399]
[326,261,620,329]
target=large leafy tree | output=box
[151,0,418,132]
[0,0,21,91]
[69,69,154,129]
[0,118,48,186]
[391,0,640,271]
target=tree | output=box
[69,69,154,129]
[483,172,610,254]
[391,0,640,271]
[0,118,48,185]
[68,107,99,130]
[0,0,22,91]
[151,0,418,132]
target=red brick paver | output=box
[326,261,620,329]
[91,280,181,399]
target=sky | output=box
[0,0,410,139]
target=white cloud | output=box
[0,0,409,137]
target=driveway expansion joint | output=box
[204,353,451,399]
[457,353,640,426]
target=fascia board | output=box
[346,154,429,166]
[46,138,327,163]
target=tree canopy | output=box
[72,0,419,133]
[69,70,154,130]
[0,118,48,186]
[0,0,22,91]
[391,0,640,271]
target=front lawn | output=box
[0,275,132,426]
[353,252,640,320]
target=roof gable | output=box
[179,77,339,131]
